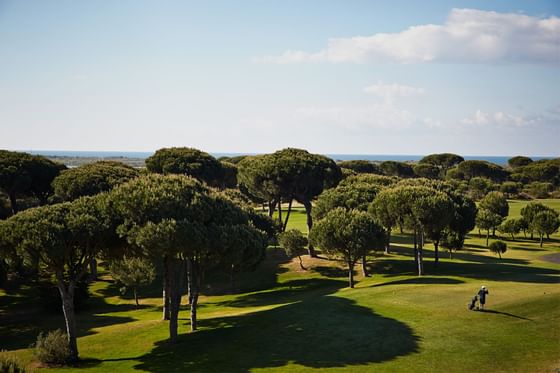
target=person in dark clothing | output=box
[478,286,489,310]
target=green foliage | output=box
[508,156,533,169]
[339,174,397,188]
[379,161,414,178]
[0,150,66,213]
[468,177,493,200]
[238,148,342,205]
[145,147,224,187]
[34,330,72,365]
[512,159,560,185]
[479,191,509,218]
[419,153,464,172]
[109,257,156,305]
[531,210,560,247]
[278,229,308,258]
[454,160,509,182]
[337,160,381,174]
[498,218,522,240]
[525,182,553,199]
[499,181,522,197]
[310,208,385,287]
[314,182,379,220]
[52,161,139,201]
[488,240,507,259]
[219,161,238,189]
[412,163,440,179]
[217,155,248,164]
[440,229,465,257]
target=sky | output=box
[0,0,559,156]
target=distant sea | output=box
[25,150,556,166]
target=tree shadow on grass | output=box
[0,311,136,350]
[134,279,420,372]
[376,259,560,284]
[312,265,348,278]
[212,278,343,309]
[370,277,464,288]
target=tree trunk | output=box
[417,231,424,276]
[303,200,316,257]
[8,191,17,215]
[277,197,283,226]
[486,230,490,247]
[498,251,502,259]
[511,233,515,241]
[413,229,418,267]
[434,239,440,265]
[134,287,139,306]
[348,261,355,288]
[168,257,187,342]
[188,258,199,332]
[385,229,391,254]
[186,258,192,305]
[56,275,78,362]
[167,257,179,342]
[540,234,544,248]
[162,256,170,320]
[89,258,97,281]
[282,199,293,232]
[297,256,306,270]
[449,250,453,259]
[267,200,276,218]
[361,254,369,277]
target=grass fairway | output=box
[1,201,559,372]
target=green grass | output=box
[1,200,559,372]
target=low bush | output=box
[34,330,72,365]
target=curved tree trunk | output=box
[282,199,293,232]
[56,274,78,361]
[303,200,316,257]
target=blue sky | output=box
[0,0,559,156]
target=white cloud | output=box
[256,8,560,65]
[363,82,425,101]
[461,110,538,127]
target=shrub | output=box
[0,352,29,372]
[525,182,553,199]
[488,240,507,259]
[35,329,72,365]
[34,330,72,365]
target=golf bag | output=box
[468,295,478,310]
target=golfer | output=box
[478,286,489,310]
